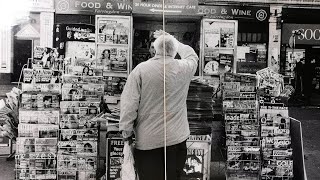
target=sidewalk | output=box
[289,107,320,180]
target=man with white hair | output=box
[120,30,199,180]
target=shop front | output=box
[0,0,54,84]
[2,1,309,180]
[281,8,320,105]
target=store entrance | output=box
[306,47,320,94]
[12,39,32,82]
[132,15,201,73]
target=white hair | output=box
[153,34,179,57]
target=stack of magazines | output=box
[0,87,20,140]
[222,73,261,180]
[15,68,62,180]
[259,85,293,180]
[58,74,103,180]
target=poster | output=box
[181,135,211,180]
[202,20,236,76]
[97,46,128,71]
[106,137,124,180]
[97,18,129,45]
[65,41,96,67]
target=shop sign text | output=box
[55,0,132,15]
[133,0,198,15]
[197,5,269,22]
[282,24,320,45]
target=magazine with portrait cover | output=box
[76,141,97,156]
[61,86,84,101]
[60,101,80,115]
[57,155,77,170]
[60,129,77,141]
[103,76,127,97]
[181,141,210,180]
[16,137,35,154]
[77,156,97,171]
[58,141,77,155]
[21,93,60,110]
[96,46,128,72]
[19,110,60,124]
[60,114,98,129]
[16,137,58,154]
[60,101,101,117]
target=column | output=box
[40,12,54,47]
[268,5,283,73]
[0,26,13,73]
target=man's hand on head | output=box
[153,30,169,38]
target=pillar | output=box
[268,5,283,73]
[40,12,54,47]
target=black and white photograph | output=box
[1,1,320,180]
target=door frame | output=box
[12,38,35,84]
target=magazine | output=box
[78,171,96,180]
[261,136,291,149]
[181,141,210,180]
[97,18,129,45]
[60,101,101,116]
[22,83,61,94]
[57,170,77,180]
[76,129,98,141]
[19,110,60,124]
[60,114,98,129]
[77,156,97,171]
[18,124,58,138]
[62,75,104,84]
[60,129,77,141]
[57,155,77,170]
[16,169,57,180]
[58,141,77,155]
[76,141,97,156]
[21,93,60,110]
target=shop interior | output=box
[284,45,320,98]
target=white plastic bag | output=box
[121,141,138,180]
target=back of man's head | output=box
[153,34,179,57]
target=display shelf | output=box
[222,73,260,180]
[96,43,128,46]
